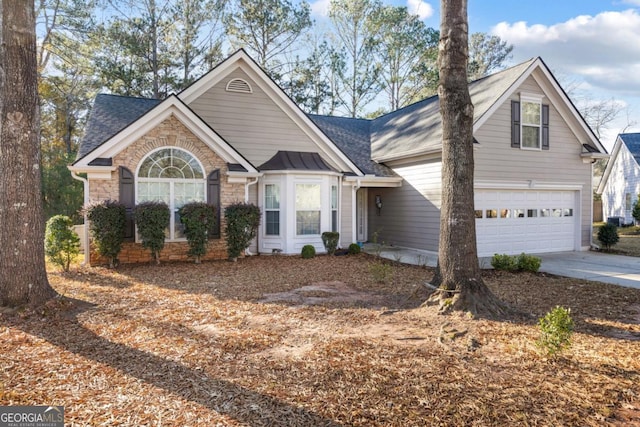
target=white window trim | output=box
[264,183,281,236]
[135,146,206,242]
[520,93,544,151]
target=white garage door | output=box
[475,190,577,256]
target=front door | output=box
[356,189,368,243]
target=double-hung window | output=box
[137,148,205,240]
[296,183,321,235]
[265,184,280,235]
[331,185,338,232]
[512,95,549,150]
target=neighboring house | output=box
[597,133,640,225]
[70,49,607,265]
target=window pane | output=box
[541,209,550,217]
[332,210,338,232]
[296,184,321,210]
[297,211,320,235]
[514,209,524,218]
[522,126,540,148]
[500,209,510,219]
[563,208,573,217]
[552,208,562,217]
[527,209,538,217]
[474,210,483,219]
[265,184,280,209]
[486,209,497,219]
[331,186,338,209]
[266,211,280,235]
[522,102,540,124]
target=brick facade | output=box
[87,114,246,265]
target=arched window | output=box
[137,147,206,240]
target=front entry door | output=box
[356,189,368,243]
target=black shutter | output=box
[119,166,135,241]
[207,169,221,239]
[541,104,550,150]
[511,100,520,148]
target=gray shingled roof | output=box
[619,133,640,165]
[77,94,161,160]
[370,58,536,161]
[309,115,396,177]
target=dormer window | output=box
[511,94,549,150]
[225,78,253,94]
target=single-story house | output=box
[70,49,608,265]
[597,133,640,225]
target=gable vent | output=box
[225,78,253,94]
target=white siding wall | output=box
[602,144,640,224]
[369,158,442,251]
[188,68,337,169]
[474,76,593,247]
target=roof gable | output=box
[178,49,364,176]
[597,133,640,193]
[369,57,606,162]
[72,95,257,173]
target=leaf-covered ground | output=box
[1,254,639,426]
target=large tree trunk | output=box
[428,0,507,317]
[0,0,57,307]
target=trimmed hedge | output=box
[321,231,339,255]
[224,202,261,260]
[134,201,170,264]
[179,202,217,263]
[85,200,126,268]
[301,244,316,259]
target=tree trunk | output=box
[427,0,507,317]
[0,0,57,307]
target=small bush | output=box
[85,200,126,268]
[321,231,340,255]
[134,201,170,264]
[633,195,640,224]
[179,202,217,263]
[492,253,541,272]
[369,261,392,283]
[348,243,361,255]
[536,306,574,357]
[597,223,619,251]
[45,215,80,272]
[225,202,261,261]
[301,245,316,259]
[491,253,518,271]
[517,253,542,272]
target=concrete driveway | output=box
[535,251,640,289]
[365,244,640,289]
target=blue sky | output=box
[310,0,640,149]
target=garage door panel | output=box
[475,190,577,256]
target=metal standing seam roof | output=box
[258,151,336,171]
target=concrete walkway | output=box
[364,244,640,289]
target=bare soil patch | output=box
[1,254,640,426]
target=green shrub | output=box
[134,201,170,264]
[321,231,340,255]
[536,306,574,357]
[301,245,316,259]
[86,200,126,268]
[517,253,542,272]
[179,202,217,263]
[491,253,518,271]
[348,243,361,255]
[597,223,619,251]
[369,261,392,283]
[224,202,261,261]
[632,195,640,224]
[492,253,541,272]
[44,215,80,272]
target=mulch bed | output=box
[1,254,639,426]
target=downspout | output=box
[70,171,90,265]
[244,177,259,256]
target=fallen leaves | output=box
[0,254,639,425]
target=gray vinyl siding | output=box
[369,158,442,251]
[188,68,332,168]
[474,75,593,247]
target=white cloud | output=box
[407,0,434,20]
[310,0,331,17]
[491,9,640,97]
